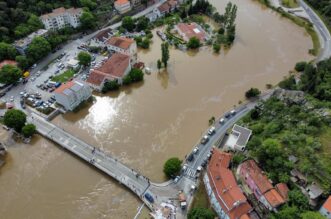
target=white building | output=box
[89,28,113,47]
[114,0,131,14]
[40,7,83,30]
[224,124,252,151]
[14,29,48,55]
[54,80,91,111]
[106,36,137,64]
[320,196,331,219]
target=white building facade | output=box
[106,37,137,64]
[114,0,132,14]
[40,7,83,30]
[54,80,91,111]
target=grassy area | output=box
[282,0,299,8]
[191,183,211,209]
[52,69,75,83]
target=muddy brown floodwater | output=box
[0,0,313,218]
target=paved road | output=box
[298,0,331,61]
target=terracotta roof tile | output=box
[176,22,207,42]
[275,183,289,201]
[107,37,134,50]
[86,71,107,86]
[54,81,75,94]
[115,0,130,5]
[322,196,331,212]
[264,189,285,208]
[0,60,17,69]
[94,28,112,41]
[208,149,253,219]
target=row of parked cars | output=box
[21,91,55,111]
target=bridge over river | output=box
[29,113,182,212]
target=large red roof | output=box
[0,60,17,69]
[107,37,134,50]
[176,22,207,42]
[322,196,331,212]
[54,81,75,94]
[207,149,253,219]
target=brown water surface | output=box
[0,0,312,218]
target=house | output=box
[306,183,323,201]
[203,148,256,219]
[224,124,252,151]
[238,160,286,212]
[175,22,209,42]
[54,80,91,111]
[67,59,79,69]
[130,0,141,7]
[40,7,83,30]
[145,10,159,22]
[90,28,113,47]
[320,196,331,219]
[114,0,132,14]
[155,0,178,17]
[86,53,131,91]
[0,60,17,69]
[106,37,137,64]
[290,169,307,186]
[275,183,290,201]
[14,29,48,54]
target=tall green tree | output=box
[301,211,325,219]
[0,64,22,84]
[27,36,51,62]
[163,157,181,178]
[187,37,201,49]
[80,0,97,10]
[161,42,169,68]
[0,42,17,61]
[22,124,36,138]
[80,11,97,29]
[15,55,29,70]
[4,109,27,132]
[157,59,162,71]
[77,51,91,66]
[122,16,135,32]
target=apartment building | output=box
[40,7,83,30]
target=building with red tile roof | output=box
[114,0,131,14]
[54,80,91,111]
[320,196,331,219]
[86,53,131,91]
[0,60,17,69]
[203,148,254,219]
[275,183,289,201]
[106,37,137,64]
[175,22,209,42]
[238,160,286,212]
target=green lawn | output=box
[52,69,75,83]
[282,0,299,8]
[191,183,211,209]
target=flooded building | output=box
[175,22,209,42]
[106,37,137,64]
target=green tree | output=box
[187,37,201,49]
[188,207,215,219]
[4,109,27,132]
[129,68,144,82]
[122,16,135,32]
[213,43,221,53]
[138,38,150,49]
[77,51,91,66]
[102,80,120,93]
[80,11,97,29]
[163,157,182,178]
[122,75,132,85]
[0,42,17,61]
[300,211,325,219]
[22,124,36,138]
[27,14,43,30]
[0,64,22,84]
[271,205,300,219]
[15,55,29,70]
[157,59,162,71]
[80,0,97,10]
[245,88,261,98]
[27,36,51,62]
[295,61,307,72]
[161,42,169,68]
[136,17,149,31]
[288,189,310,211]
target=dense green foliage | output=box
[188,207,215,219]
[161,42,169,68]
[245,88,261,98]
[22,124,36,138]
[187,37,201,49]
[0,42,17,60]
[213,43,221,53]
[0,64,22,84]
[121,68,144,86]
[77,51,91,66]
[80,11,97,29]
[295,61,307,72]
[27,36,51,63]
[122,16,135,32]
[157,59,162,71]
[163,157,181,178]
[102,80,120,93]
[4,109,27,132]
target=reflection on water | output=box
[0,0,313,218]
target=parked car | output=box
[174,176,180,183]
[144,193,154,203]
[219,118,225,124]
[230,109,236,115]
[193,147,199,154]
[208,126,215,135]
[201,135,209,145]
[187,153,194,162]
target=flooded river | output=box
[0,0,312,218]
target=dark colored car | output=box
[187,153,194,162]
[144,193,154,203]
